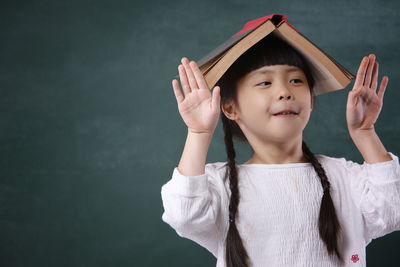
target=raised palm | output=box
[172,57,221,134]
[346,54,389,133]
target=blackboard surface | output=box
[1,0,399,266]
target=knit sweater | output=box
[160,152,400,266]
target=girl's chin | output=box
[264,127,304,138]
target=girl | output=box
[161,33,400,266]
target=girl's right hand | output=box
[172,57,221,135]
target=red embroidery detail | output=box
[351,254,359,263]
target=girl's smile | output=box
[273,113,298,118]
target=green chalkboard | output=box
[1,0,399,266]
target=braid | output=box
[222,115,250,267]
[302,141,344,264]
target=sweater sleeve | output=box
[344,152,400,245]
[160,163,225,258]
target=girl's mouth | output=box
[273,112,298,118]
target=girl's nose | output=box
[279,94,292,100]
[272,77,295,101]
[277,85,294,100]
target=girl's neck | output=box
[242,131,308,164]
[244,151,308,165]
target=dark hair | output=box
[215,34,344,266]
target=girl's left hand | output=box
[346,54,389,133]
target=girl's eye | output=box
[258,81,271,86]
[258,79,302,86]
[291,79,302,84]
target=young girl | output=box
[161,33,400,266]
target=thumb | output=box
[212,86,221,111]
[348,88,360,108]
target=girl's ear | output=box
[222,100,238,121]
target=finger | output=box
[370,61,379,93]
[190,61,209,90]
[353,56,369,90]
[182,57,199,90]
[377,76,389,101]
[178,63,191,96]
[348,89,359,108]
[172,79,184,104]
[364,54,375,88]
[353,85,363,98]
[211,86,221,111]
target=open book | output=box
[174,13,355,96]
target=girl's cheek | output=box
[242,91,271,115]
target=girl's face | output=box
[222,64,313,144]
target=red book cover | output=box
[232,13,298,37]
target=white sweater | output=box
[160,152,400,266]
